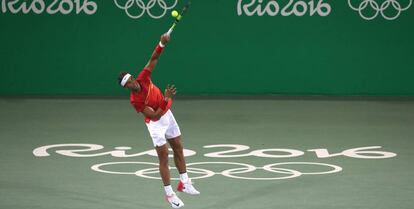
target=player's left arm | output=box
[142,107,164,120]
[141,85,176,120]
[144,33,170,72]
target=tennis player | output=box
[118,33,199,208]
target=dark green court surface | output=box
[1,98,413,209]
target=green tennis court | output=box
[1,97,413,209]
[1,1,414,208]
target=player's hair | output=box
[118,71,129,86]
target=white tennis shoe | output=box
[165,192,184,208]
[177,179,200,195]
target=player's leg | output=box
[167,136,199,195]
[155,144,171,186]
[164,109,200,195]
[168,135,186,173]
[155,144,184,208]
[147,118,184,208]
[164,110,187,177]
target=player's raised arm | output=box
[144,33,170,72]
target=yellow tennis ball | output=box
[171,10,179,18]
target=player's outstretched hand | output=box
[160,33,170,45]
[164,84,176,99]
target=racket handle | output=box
[167,27,173,36]
[167,23,177,36]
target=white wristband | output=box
[159,41,165,48]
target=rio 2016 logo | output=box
[237,0,332,17]
[1,0,97,15]
[236,0,411,20]
[33,143,397,181]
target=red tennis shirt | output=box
[130,68,172,122]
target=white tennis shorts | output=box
[146,109,181,147]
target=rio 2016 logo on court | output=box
[33,144,397,181]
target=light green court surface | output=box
[1,98,413,209]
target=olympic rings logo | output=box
[91,161,343,181]
[113,0,178,19]
[348,0,412,20]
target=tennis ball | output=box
[171,10,179,18]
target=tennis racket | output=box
[167,0,192,36]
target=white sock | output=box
[180,172,189,183]
[164,185,174,196]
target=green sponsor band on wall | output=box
[0,0,413,96]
